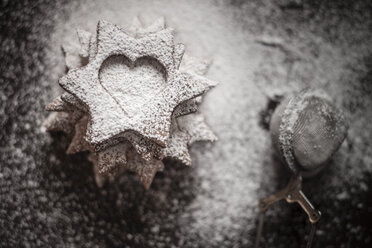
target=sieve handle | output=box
[258,174,302,213]
[286,189,321,223]
[255,174,320,248]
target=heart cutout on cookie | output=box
[99,55,167,117]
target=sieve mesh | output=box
[270,89,349,176]
[292,96,349,171]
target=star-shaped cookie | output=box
[43,17,217,188]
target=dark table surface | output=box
[1,0,372,247]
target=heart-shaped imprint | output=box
[99,55,167,117]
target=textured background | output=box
[1,0,372,247]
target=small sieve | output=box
[255,89,349,248]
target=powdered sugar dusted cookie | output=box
[44,17,217,188]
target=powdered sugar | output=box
[39,0,372,247]
[45,1,268,246]
[45,18,218,193]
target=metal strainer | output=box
[270,89,349,177]
[255,89,349,248]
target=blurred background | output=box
[1,0,372,247]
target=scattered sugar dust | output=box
[2,0,372,247]
[45,0,372,246]
[46,0,271,246]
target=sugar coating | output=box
[58,20,216,148]
[44,17,217,189]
